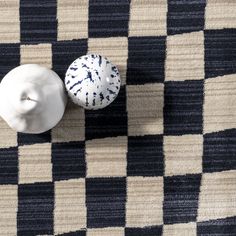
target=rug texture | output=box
[0,0,236,235]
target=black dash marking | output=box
[92,99,95,106]
[74,87,82,96]
[82,63,89,69]
[86,92,89,107]
[106,95,110,101]
[107,88,116,95]
[99,92,104,102]
[69,80,83,90]
[66,80,70,84]
[98,55,102,66]
[70,67,78,71]
[85,71,94,83]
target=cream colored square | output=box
[129,0,167,36]
[205,0,236,29]
[165,31,204,81]
[87,228,124,236]
[0,185,17,235]
[204,74,236,134]
[86,136,127,177]
[19,143,52,184]
[126,176,163,227]
[198,170,236,222]
[0,117,17,148]
[21,44,52,68]
[0,0,20,43]
[54,178,86,235]
[163,223,196,236]
[127,83,164,136]
[52,101,85,142]
[164,135,203,176]
[57,0,88,40]
[88,37,128,85]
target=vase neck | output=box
[9,83,44,115]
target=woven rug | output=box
[0,0,236,235]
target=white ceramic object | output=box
[0,64,67,134]
[65,54,121,110]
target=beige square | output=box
[164,135,203,176]
[87,228,124,236]
[0,0,20,43]
[165,31,204,81]
[204,74,236,134]
[52,101,85,143]
[19,143,52,184]
[127,83,164,136]
[54,178,86,235]
[21,44,52,68]
[57,0,88,40]
[205,0,236,29]
[86,136,127,177]
[0,185,17,235]
[126,176,163,227]
[129,0,167,36]
[197,170,236,222]
[88,37,128,85]
[0,117,17,148]
[163,223,196,236]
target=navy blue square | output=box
[20,0,57,43]
[0,147,18,184]
[52,39,88,79]
[127,36,166,84]
[85,86,127,140]
[125,226,162,236]
[164,80,203,135]
[17,182,54,236]
[205,29,236,79]
[127,135,163,176]
[0,43,20,80]
[17,130,51,146]
[52,141,85,181]
[197,216,236,236]
[86,177,126,228]
[164,174,201,224]
[167,0,206,35]
[203,129,236,173]
[89,0,130,37]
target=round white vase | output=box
[0,64,67,134]
[65,54,121,110]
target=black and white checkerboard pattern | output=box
[0,0,236,235]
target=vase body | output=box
[0,64,67,134]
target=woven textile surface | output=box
[0,0,236,235]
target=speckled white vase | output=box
[65,54,121,110]
[0,64,67,134]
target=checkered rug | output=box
[0,0,236,235]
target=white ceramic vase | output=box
[0,64,67,134]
